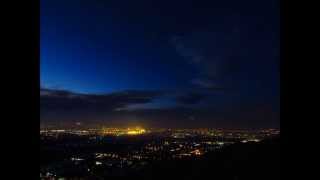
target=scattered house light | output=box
[71,157,84,161]
[217,142,224,145]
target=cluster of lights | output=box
[241,139,260,143]
[95,153,118,159]
[127,128,146,135]
[40,127,279,179]
[101,127,146,136]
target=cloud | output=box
[127,104,279,129]
[176,92,207,105]
[171,29,279,92]
[190,78,225,90]
[170,33,228,90]
[40,88,279,129]
[171,36,205,64]
[40,88,165,114]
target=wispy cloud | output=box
[176,92,207,105]
[170,33,228,90]
[40,88,165,113]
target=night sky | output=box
[41,0,280,129]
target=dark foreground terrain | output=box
[41,136,279,180]
[139,137,280,180]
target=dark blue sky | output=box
[41,0,280,129]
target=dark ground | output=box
[136,136,280,180]
[41,136,280,180]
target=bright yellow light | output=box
[100,127,146,136]
[127,130,139,135]
[127,128,146,135]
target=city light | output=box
[191,149,202,156]
[71,157,84,161]
[127,128,146,135]
[101,127,146,136]
[41,127,279,179]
